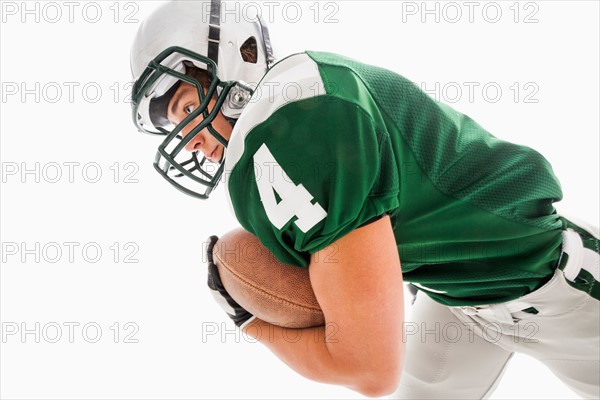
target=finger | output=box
[210,288,237,317]
[207,261,225,291]
[205,235,219,263]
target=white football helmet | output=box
[130,0,275,199]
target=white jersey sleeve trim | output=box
[223,52,325,213]
[225,53,325,172]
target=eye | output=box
[184,104,195,114]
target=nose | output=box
[182,126,209,154]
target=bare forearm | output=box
[238,219,404,397]
[242,318,370,394]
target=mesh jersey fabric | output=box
[224,51,564,306]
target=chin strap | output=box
[210,0,274,70]
[208,0,221,65]
[257,15,275,68]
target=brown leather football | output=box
[212,228,325,328]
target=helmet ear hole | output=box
[240,37,258,64]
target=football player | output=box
[130,1,599,398]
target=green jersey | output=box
[223,51,564,307]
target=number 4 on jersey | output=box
[254,143,327,233]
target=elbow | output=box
[357,378,400,398]
[339,345,404,397]
[354,367,402,398]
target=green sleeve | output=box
[226,96,400,267]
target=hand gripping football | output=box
[211,228,325,328]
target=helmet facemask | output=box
[132,46,238,199]
[130,0,275,200]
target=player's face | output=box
[166,82,233,163]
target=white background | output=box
[1,1,598,399]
